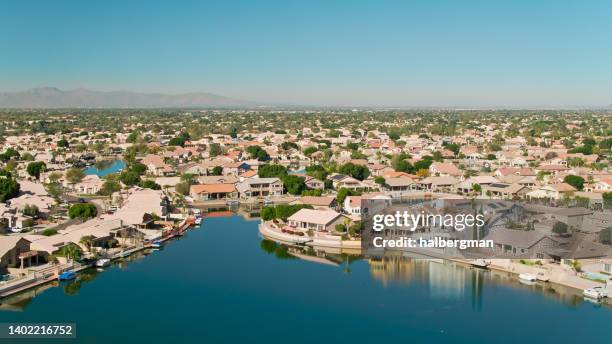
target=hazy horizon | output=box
[1,0,611,107]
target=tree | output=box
[604,192,612,208]
[282,175,306,195]
[48,171,63,183]
[126,131,139,143]
[472,183,482,194]
[416,169,430,178]
[599,227,612,245]
[176,182,190,195]
[79,235,95,253]
[260,204,313,221]
[58,244,82,262]
[139,179,161,190]
[69,203,98,220]
[552,221,568,235]
[209,143,223,157]
[374,176,386,186]
[65,168,85,184]
[246,145,270,161]
[336,187,361,204]
[211,166,223,176]
[305,165,328,181]
[57,139,70,148]
[563,175,584,190]
[0,148,20,162]
[338,162,369,181]
[303,146,318,156]
[22,204,40,218]
[119,170,141,186]
[391,153,412,172]
[0,178,20,202]
[168,136,187,147]
[27,161,46,179]
[258,164,287,178]
[99,179,121,196]
[130,162,147,175]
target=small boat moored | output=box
[519,273,537,282]
[583,286,609,300]
[95,258,111,267]
[58,271,77,281]
[150,241,163,249]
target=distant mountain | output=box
[0,87,255,108]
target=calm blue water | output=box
[1,215,610,343]
[83,160,125,177]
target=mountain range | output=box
[0,87,255,108]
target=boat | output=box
[583,286,609,300]
[470,259,490,268]
[58,271,76,281]
[519,273,537,282]
[95,258,111,267]
[118,251,129,258]
[150,241,163,249]
[194,217,202,225]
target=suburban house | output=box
[484,229,566,258]
[190,184,238,201]
[593,178,612,193]
[71,174,104,194]
[527,183,576,201]
[286,209,343,232]
[222,161,250,176]
[382,177,416,198]
[417,176,459,192]
[236,178,283,199]
[0,236,33,274]
[481,183,530,199]
[429,162,462,177]
[329,174,363,190]
[303,175,325,190]
[142,154,174,176]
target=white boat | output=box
[95,258,111,267]
[194,217,202,225]
[583,286,608,300]
[519,273,537,282]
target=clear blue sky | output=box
[1,0,611,107]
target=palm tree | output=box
[79,235,95,254]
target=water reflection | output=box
[268,241,612,311]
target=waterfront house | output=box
[0,237,33,274]
[236,178,283,199]
[287,209,343,232]
[484,229,566,258]
[290,196,337,210]
[190,184,238,201]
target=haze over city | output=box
[1,0,611,107]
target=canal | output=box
[0,215,610,343]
